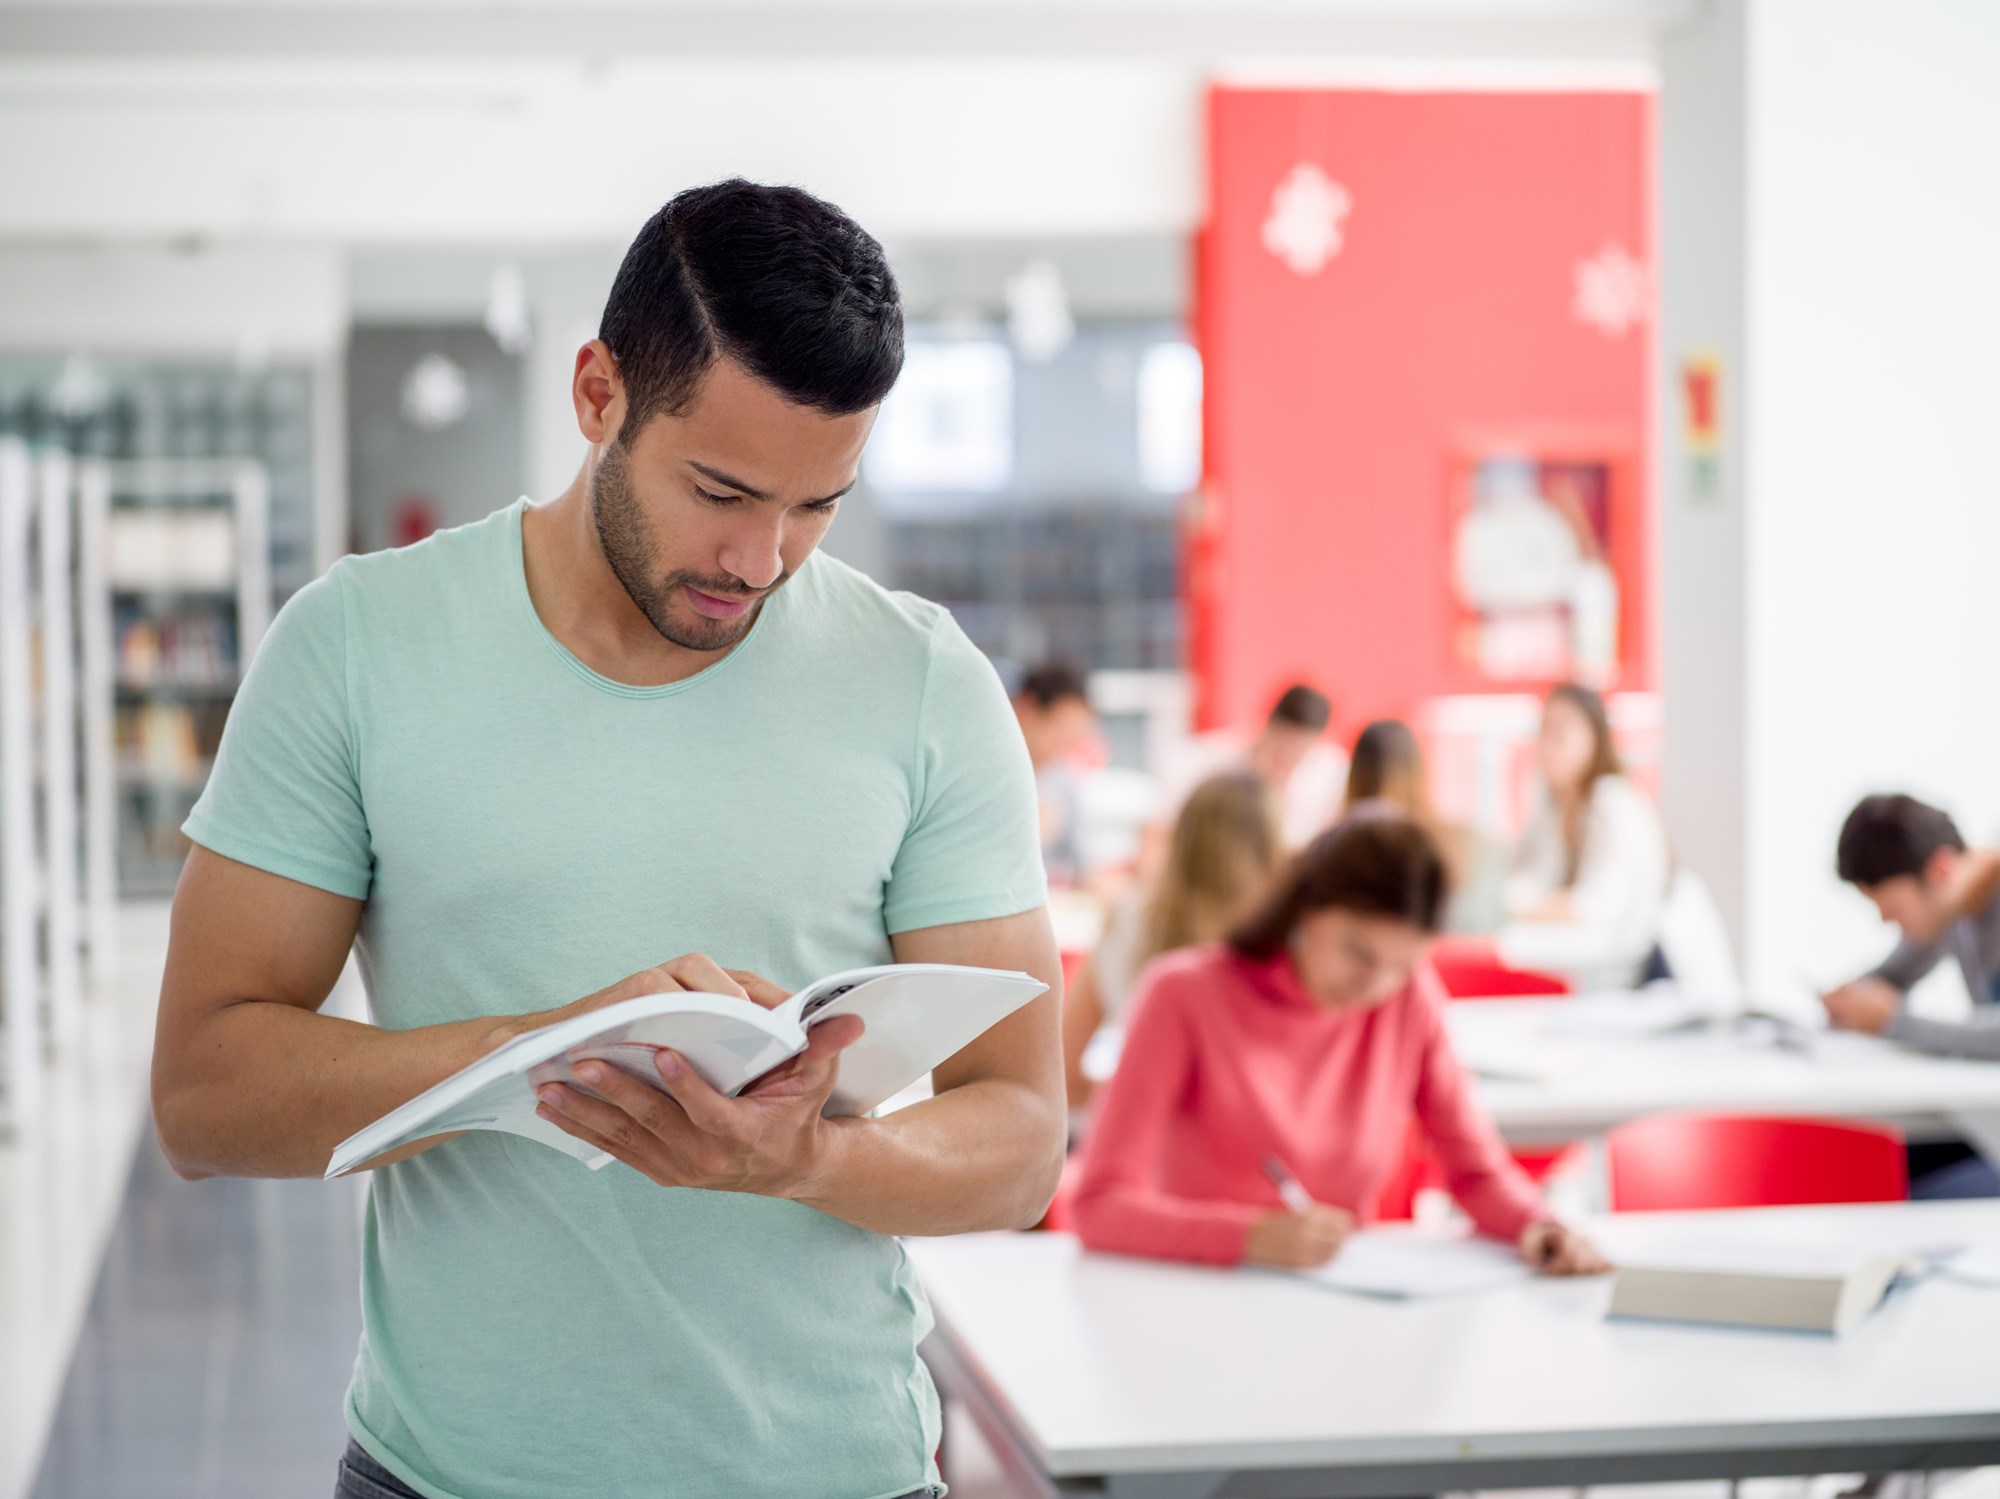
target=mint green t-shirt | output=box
[183,501,1046,1499]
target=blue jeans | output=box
[1907,1140,2000,1200]
[335,1442,424,1498]
[335,1438,937,1498]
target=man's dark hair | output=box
[598,178,904,436]
[1268,683,1331,733]
[1837,794,1965,887]
[1229,810,1449,958]
[1016,662,1090,710]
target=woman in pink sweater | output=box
[1073,810,1606,1274]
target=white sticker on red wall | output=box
[1261,163,1353,277]
[1571,241,1649,337]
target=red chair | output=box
[1604,1114,1908,1212]
[1428,938,1570,1000]
[1036,1150,1087,1232]
[1058,948,1089,994]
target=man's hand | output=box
[1518,1218,1610,1276]
[1242,1205,1356,1269]
[531,959,867,1198]
[1822,976,1901,1036]
[489,952,775,1051]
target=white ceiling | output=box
[0,1,1671,244]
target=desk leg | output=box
[1104,1475,1229,1499]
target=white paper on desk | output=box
[1547,992,1715,1039]
[1292,1231,1531,1299]
[1455,1033,1578,1082]
[1940,1244,2000,1287]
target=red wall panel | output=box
[1193,86,1655,733]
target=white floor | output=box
[0,903,171,1499]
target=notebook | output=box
[325,963,1046,1178]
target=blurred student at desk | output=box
[1062,772,1286,1112]
[1152,682,1345,853]
[1344,718,1503,931]
[1823,794,2000,1058]
[1501,683,1669,989]
[1072,809,1605,1277]
[1012,661,1098,887]
[1820,795,2000,1200]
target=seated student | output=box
[1071,809,1606,1274]
[1011,661,1099,887]
[1344,718,1502,931]
[1153,682,1346,852]
[1062,772,1286,1112]
[1502,683,1670,989]
[1823,793,2000,1058]
[1823,794,2000,1200]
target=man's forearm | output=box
[790,1077,1065,1236]
[153,1000,513,1181]
[1886,1007,2000,1062]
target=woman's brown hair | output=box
[1143,772,1286,963]
[1227,809,1448,961]
[1546,682,1622,882]
[1345,719,1430,818]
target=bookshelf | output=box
[100,460,270,895]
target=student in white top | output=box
[1063,772,1286,1112]
[1152,683,1346,853]
[1501,682,1669,990]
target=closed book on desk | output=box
[326,963,1045,1178]
[1608,1245,1919,1334]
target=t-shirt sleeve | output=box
[181,568,373,900]
[881,612,1047,934]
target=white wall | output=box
[1656,0,1749,967]
[0,243,345,356]
[1748,0,2000,993]
[1661,0,2000,998]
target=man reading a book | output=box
[150,180,1065,1499]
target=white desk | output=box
[911,1202,2000,1499]
[1448,999,2000,1152]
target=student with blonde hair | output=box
[1063,772,1285,1110]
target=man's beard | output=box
[589,441,788,654]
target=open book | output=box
[325,963,1046,1179]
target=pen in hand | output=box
[1261,1154,1316,1214]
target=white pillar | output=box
[0,438,42,1131]
[35,448,81,1052]
[1659,0,2000,994]
[75,459,117,986]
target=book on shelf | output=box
[326,963,1046,1178]
[107,508,238,591]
